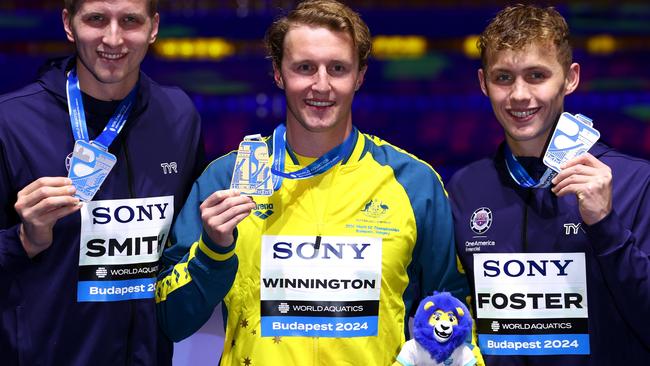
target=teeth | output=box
[99,52,125,60]
[511,109,537,118]
[306,100,334,107]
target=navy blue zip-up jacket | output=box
[448,142,650,365]
[0,57,204,366]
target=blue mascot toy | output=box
[394,292,477,366]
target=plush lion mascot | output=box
[394,292,477,366]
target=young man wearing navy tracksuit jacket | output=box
[448,4,650,365]
[0,1,204,365]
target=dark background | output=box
[2,1,649,181]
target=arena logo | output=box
[254,203,274,220]
[470,207,492,235]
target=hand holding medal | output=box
[14,177,81,257]
[200,189,256,247]
[551,153,613,225]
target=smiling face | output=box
[273,24,366,156]
[479,42,579,157]
[429,309,458,343]
[63,0,159,100]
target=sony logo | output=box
[482,259,573,278]
[272,241,371,260]
[91,203,169,225]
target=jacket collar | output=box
[37,55,150,121]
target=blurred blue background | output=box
[2,1,649,182]
[1,0,649,363]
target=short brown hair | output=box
[264,0,372,71]
[478,4,572,72]
[64,0,158,17]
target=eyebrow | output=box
[78,9,146,17]
[287,58,353,66]
[123,12,146,18]
[490,65,551,73]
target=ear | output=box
[478,68,488,97]
[455,307,464,317]
[564,62,580,96]
[354,65,367,91]
[148,13,160,44]
[423,301,434,311]
[62,9,75,43]
[273,64,284,90]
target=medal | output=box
[542,112,600,173]
[231,124,357,196]
[68,140,117,201]
[230,134,273,196]
[65,67,136,201]
[506,112,600,188]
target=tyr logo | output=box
[564,223,583,235]
[161,162,178,174]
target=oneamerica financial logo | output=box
[253,203,274,219]
[470,207,492,234]
[465,239,495,252]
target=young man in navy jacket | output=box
[0,1,204,365]
[448,4,650,365]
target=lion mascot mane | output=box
[394,292,477,366]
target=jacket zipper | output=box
[123,132,135,366]
[123,137,135,199]
[522,189,532,252]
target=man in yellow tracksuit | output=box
[156,1,472,364]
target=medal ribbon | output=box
[504,143,556,188]
[270,123,357,191]
[66,67,137,150]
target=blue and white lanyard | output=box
[504,143,556,188]
[66,67,137,149]
[270,123,357,191]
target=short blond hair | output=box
[264,0,372,71]
[478,4,572,72]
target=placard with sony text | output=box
[260,235,382,337]
[78,196,173,302]
[473,252,589,355]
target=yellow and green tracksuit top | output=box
[156,128,469,365]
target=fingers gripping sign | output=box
[200,189,256,247]
[14,176,81,257]
[551,153,613,225]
